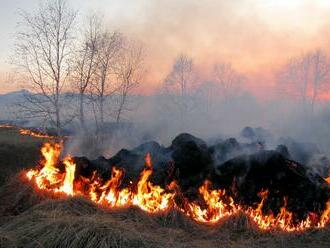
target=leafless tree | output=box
[277,53,311,107]
[165,55,194,96]
[310,50,330,112]
[113,40,145,123]
[14,0,76,135]
[89,31,123,132]
[73,15,100,131]
[159,54,196,129]
[277,50,330,113]
[163,54,196,113]
[213,62,243,101]
[194,80,218,115]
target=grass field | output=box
[0,127,329,248]
[0,127,44,186]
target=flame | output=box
[0,124,13,128]
[326,177,330,184]
[26,142,74,195]
[185,180,239,223]
[132,153,174,212]
[246,191,313,231]
[59,157,76,196]
[0,124,57,139]
[25,142,330,232]
[19,129,56,139]
[325,169,330,185]
[27,143,62,189]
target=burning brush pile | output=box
[21,130,330,232]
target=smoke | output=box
[61,88,330,171]
[93,0,330,96]
[3,0,330,172]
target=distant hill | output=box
[0,90,31,120]
[0,89,155,125]
[0,89,30,105]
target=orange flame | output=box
[186,180,239,223]
[59,156,76,196]
[325,169,330,185]
[25,142,330,232]
[0,124,13,128]
[0,124,57,139]
[19,129,56,139]
[132,153,174,212]
[246,192,312,231]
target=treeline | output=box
[12,0,330,136]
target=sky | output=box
[1,0,330,96]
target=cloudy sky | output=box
[1,0,330,95]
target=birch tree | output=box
[163,55,195,110]
[213,62,243,101]
[277,50,330,114]
[14,0,76,135]
[113,40,145,123]
[89,31,122,132]
[73,15,100,131]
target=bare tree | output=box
[113,40,145,123]
[310,50,330,112]
[89,31,122,132]
[213,62,243,101]
[163,54,195,113]
[73,15,100,131]
[277,50,330,113]
[160,54,196,129]
[165,55,194,97]
[14,0,76,135]
[194,80,218,115]
[277,53,311,108]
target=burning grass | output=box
[0,188,330,248]
[0,124,60,140]
[1,128,330,247]
[22,142,330,232]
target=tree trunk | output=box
[55,105,61,136]
[100,96,104,129]
[79,92,86,131]
[311,91,317,115]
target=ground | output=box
[0,127,43,186]
[0,127,329,248]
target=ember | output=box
[26,142,330,232]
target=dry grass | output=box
[0,127,44,186]
[0,176,329,248]
[0,128,330,247]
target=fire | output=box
[246,191,312,231]
[27,143,62,189]
[19,129,56,139]
[0,124,57,139]
[325,169,330,185]
[90,167,131,207]
[59,157,76,196]
[25,142,330,232]
[0,124,13,128]
[26,143,75,196]
[185,180,239,223]
[326,177,330,184]
[132,153,175,212]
